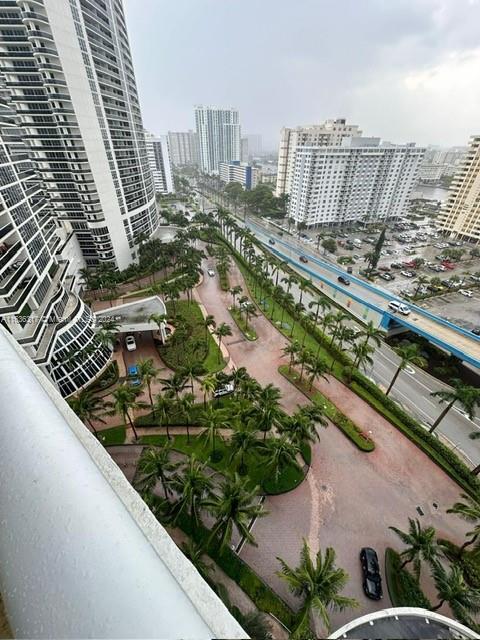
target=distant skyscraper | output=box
[245,134,262,156]
[167,131,199,167]
[194,106,241,174]
[0,0,157,270]
[0,91,110,397]
[275,119,362,196]
[241,137,249,163]
[288,137,424,227]
[145,132,174,195]
[438,136,480,243]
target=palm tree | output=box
[203,314,216,345]
[290,302,305,337]
[68,390,106,437]
[180,359,206,392]
[177,392,196,443]
[160,371,187,401]
[360,321,383,349]
[447,494,480,552]
[229,426,259,474]
[256,383,284,441]
[137,358,159,415]
[198,405,231,460]
[352,342,375,371]
[389,518,440,579]
[264,434,300,482]
[200,374,217,407]
[280,409,326,450]
[431,562,480,619]
[276,541,358,637]
[386,344,427,396]
[283,340,301,374]
[229,285,242,309]
[136,444,178,500]
[305,356,329,391]
[154,393,174,440]
[330,311,349,347]
[105,384,146,440]
[181,539,213,580]
[430,380,480,434]
[149,313,168,341]
[296,347,312,382]
[414,275,430,298]
[204,473,265,551]
[169,456,213,528]
[214,322,232,362]
[298,278,310,306]
[309,297,331,325]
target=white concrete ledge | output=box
[0,327,246,639]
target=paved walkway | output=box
[195,257,471,634]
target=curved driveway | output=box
[196,255,470,633]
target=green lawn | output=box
[99,425,126,445]
[278,365,375,452]
[139,433,305,495]
[229,307,257,340]
[158,300,226,373]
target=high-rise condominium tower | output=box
[167,130,199,167]
[145,132,174,195]
[288,137,424,228]
[275,118,362,196]
[0,0,157,271]
[438,136,480,243]
[0,92,110,397]
[194,106,241,174]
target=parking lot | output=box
[268,217,480,333]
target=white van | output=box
[388,300,411,316]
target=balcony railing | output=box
[0,327,245,640]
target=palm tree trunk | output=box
[126,412,138,440]
[472,464,480,476]
[399,558,412,570]
[430,400,455,433]
[431,599,445,612]
[87,419,98,437]
[386,366,401,396]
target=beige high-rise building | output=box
[275,118,362,196]
[438,136,480,243]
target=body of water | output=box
[410,184,450,202]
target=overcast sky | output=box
[124,0,480,151]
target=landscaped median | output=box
[384,547,431,608]
[228,306,257,341]
[278,365,375,452]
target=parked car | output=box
[299,255,308,263]
[360,548,383,600]
[338,275,350,286]
[127,364,141,386]
[378,266,390,272]
[388,300,411,316]
[400,270,415,278]
[125,335,137,352]
[207,269,215,277]
[390,262,402,269]
[379,273,393,281]
[472,328,480,336]
[346,266,353,274]
[213,383,235,398]
[459,289,473,297]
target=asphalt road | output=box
[198,192,480,466]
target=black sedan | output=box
[338,275,350,285]
[360,547,383,600]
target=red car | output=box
[442,261,455,270]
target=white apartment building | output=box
[0,93,110,397]
[418,163,444,182]
[275,118,362,196]
[219,161,259,190]
[168,130,199,167]
[0,0,157,271]
[289,137,425,228]
[195,106,241,174]
[438,136,480,243]
[145,132,174,195]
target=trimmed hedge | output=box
[350,370,480,497]
[439,539,480,589]
[152,496,296,630]
[278,365,374,452]
[385,548,431,608]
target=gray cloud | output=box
[125,0,480,149]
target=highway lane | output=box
[198,192,480,465]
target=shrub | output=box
[385,548,431,608]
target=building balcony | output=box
[0,327,246,639]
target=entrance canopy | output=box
[95,296,167,336]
